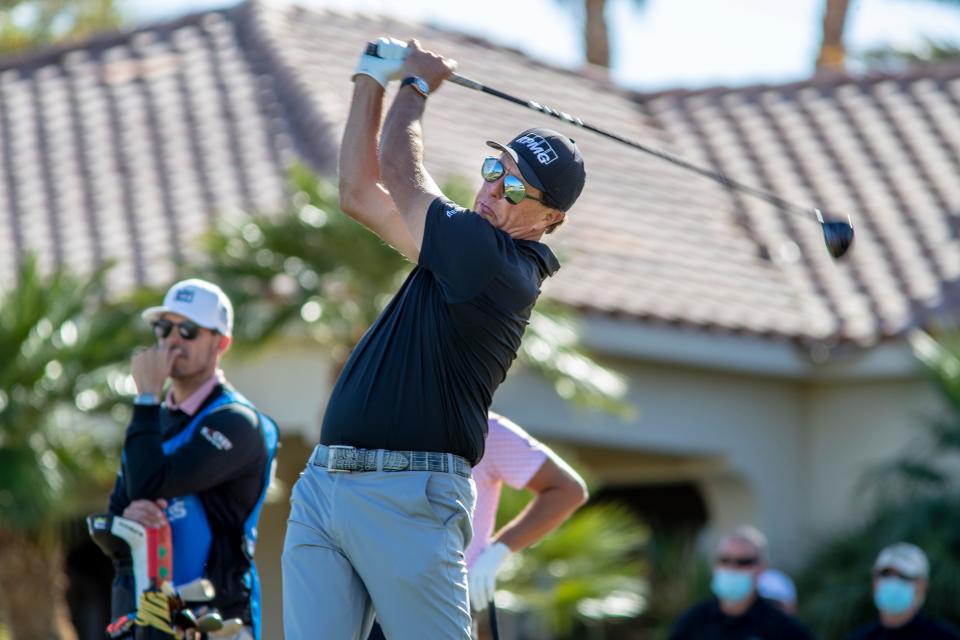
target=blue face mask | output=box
[874,577,916,615]
[711,568,754,603]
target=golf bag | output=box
[87,513,176,639]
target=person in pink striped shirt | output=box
[467,412,589,613]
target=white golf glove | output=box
[353,36,408,88]
[468,541,512,612]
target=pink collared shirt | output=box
[164,370,225,416]
[465,413,548,568]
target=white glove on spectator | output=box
[353,36,408,88]
[468,542,512,612]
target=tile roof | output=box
[2,0,958,355]
[641,72,960,350]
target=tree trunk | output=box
[0,531,77,640]
[817,0,851,72]
[584,0,610,68]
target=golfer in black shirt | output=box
[281,37,586,640]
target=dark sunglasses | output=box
[481,157,548,206]
[153,318,210,341]
[716,556,760,568]
[875,568,918,581]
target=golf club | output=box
[365,43,855,259]
[489,601,500,640]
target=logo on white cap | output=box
[175,289,195,303]
[141,278,233,337]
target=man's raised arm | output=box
[378,39,456,254]
[338,38,420,262]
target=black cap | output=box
[486,128,586,212]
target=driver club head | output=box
[815,210,854,259]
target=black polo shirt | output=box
[321,197,560,464]
[847,613,960,639]
[669,596,814,640]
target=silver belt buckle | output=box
[326,445,355,473]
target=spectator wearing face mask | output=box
[669,526,813,640]
[847,543,960,640]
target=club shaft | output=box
[488,601,500,640]
[448,73,816,221]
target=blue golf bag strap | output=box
[239,395,278,640]
[160,391,241,586]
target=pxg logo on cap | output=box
[514,132,559,165]
[487,127,586,212]
[141,278,234,337]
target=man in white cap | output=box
[847,542,960,639]
[104,279,279,640]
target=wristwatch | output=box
[134,392,160,406]
[401,75,430,99]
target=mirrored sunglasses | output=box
[481,157,548,206]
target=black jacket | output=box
[847,612,960,640]
[108,382,271,624]
[670,596,815,640]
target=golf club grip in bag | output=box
[87,513,175,638]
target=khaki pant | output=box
[282,448,476,640]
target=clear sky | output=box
[127,0,960,91]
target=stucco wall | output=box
[802,378,942,539]
[491,360,810,566]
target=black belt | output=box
[310,445,472,478]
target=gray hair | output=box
[720,525,769,562]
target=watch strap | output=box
[134,392,161,406]
[401,75,429,98]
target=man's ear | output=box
[217,334,232,354]
[546,209,565,227]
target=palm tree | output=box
[0,0,124,55]
[192,165,632,416]
[816,0,851,72]
[796,328,960,639]
[553,0,648,70]
[817,0,960,72]
[0,256,148,639]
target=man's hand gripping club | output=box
[353,36,408,88]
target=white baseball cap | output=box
[874,543,929,580]
[142,278,233,337]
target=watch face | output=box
[404,76,429,97]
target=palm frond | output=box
[0,256,142,534]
